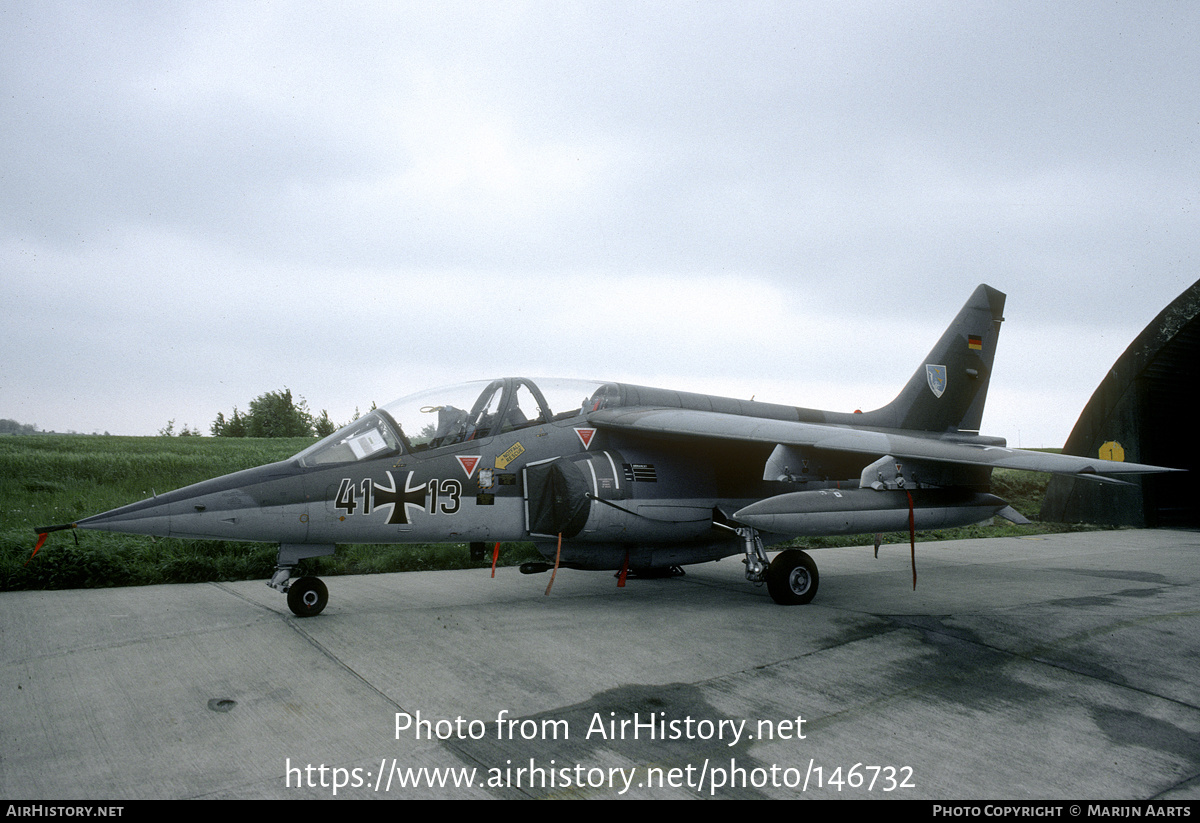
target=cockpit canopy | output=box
[294,377,619,467]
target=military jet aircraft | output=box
[35,285,1177,615]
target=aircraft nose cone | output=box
[75,460,309,542]
[76,494,176,536]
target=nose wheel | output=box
[286,576,329,617]
[271,544,336,616]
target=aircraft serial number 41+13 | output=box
[34,285,1178,615]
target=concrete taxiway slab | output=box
[3,529,1199,799]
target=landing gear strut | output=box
[738,527,820,605]
[738,526,770,582]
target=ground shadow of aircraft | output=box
[36,285,1178,615]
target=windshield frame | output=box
[292,408,404,467]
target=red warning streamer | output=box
[906,490,917,590]
[25,533,48,566]
[617,550,629,588]
[490,542,500,578]
[544,533,563,596]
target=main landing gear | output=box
[270,543,336,617]
[739,527,819,605]
[765,549,819,605]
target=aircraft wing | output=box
[588,407,1180,480]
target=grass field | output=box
[1,435,1089,592]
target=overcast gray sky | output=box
[3,1,1197,447]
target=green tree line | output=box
[208,388,337,438]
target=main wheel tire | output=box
[766,549,819,605]
[287,576,328,617]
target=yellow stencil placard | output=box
[496,442,525,469]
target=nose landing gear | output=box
[270,543,336,617]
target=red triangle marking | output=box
[575,428,596,449]
[456,455,480,478]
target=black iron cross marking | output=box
[372,471,427,525]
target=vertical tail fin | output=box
[863,284,1006,432]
